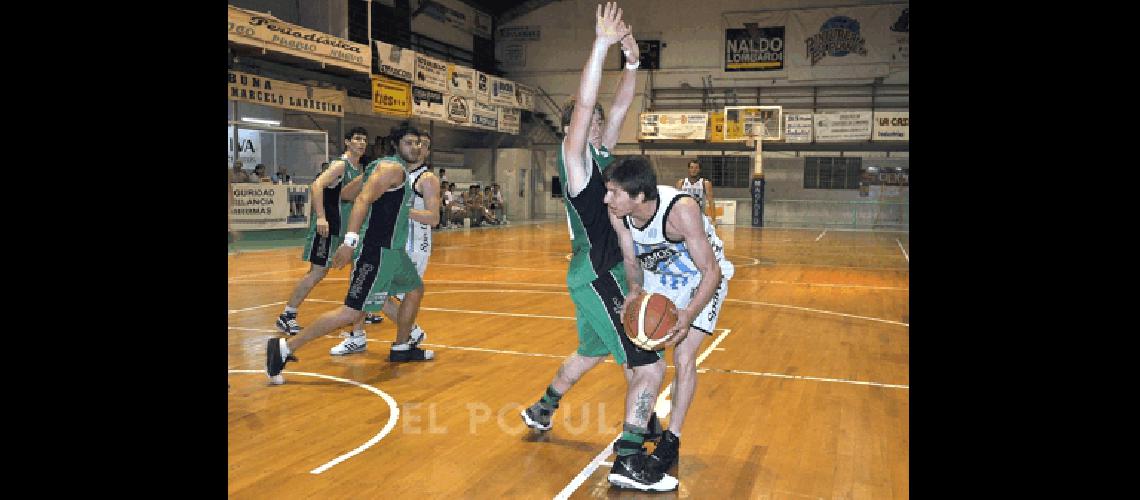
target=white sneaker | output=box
[409,326,427,348]
[330,334,367,355]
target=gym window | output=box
[695,156,751,188]
[804,156,862,190]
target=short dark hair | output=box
[561,100,605,128]
[389,122,421,144]
[419,131,431,141]
[345,126,368,141]
[688,159,700,167]
[605,155,659,201]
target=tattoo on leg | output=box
[634,390,654,422]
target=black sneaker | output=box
[266,338,298,382]
[364,313,383,324]
[608,451,679,491]
[389,346,434,362]
[648,430,680,473]
[276,312,301,335]
[520,402,555,431]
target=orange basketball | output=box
[623,292,679,350]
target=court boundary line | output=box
[896,238,909,262]
[227,369,400,474]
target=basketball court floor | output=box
[228,221,909,499]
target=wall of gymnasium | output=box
[496,0,909,225]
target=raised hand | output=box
[595,2,627,45]
[620,28,639,64]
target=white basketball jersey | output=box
[680,177,707,210]
[406,165,432,255]
[625,186,734,291]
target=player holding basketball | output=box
[675,159,715,222]
[328,129,439,356]
[266,124,436,385]
[275,127,372,337]
[604,155,735,475]
[517,3,677,492]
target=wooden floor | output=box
[228,222,909,499]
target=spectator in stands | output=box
[483,186,501,225]
[439,168,448,184]
[448,183,466,226]
[438,181,450,229]
[230,161,251,183]
[253,164,271,182]
[490,183,505,222]
[273,167,291,184]
[464,185,487,226]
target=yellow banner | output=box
[228,70,346,117]
[228,5,370,74]
[371,76,412,117]
[709,112,726,142]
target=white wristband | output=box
[343,232,359,248]
[625,59,640,70]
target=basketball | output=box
[623,292,679,350]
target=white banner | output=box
[489,77,519,108]
[231,184,311,230]
[375,41,415,81]
[448,65,477,98]
[446,94,473,126]
[412,86,446,120]
[814,110,872,142]
[786,4,908,80]
[475,71,492,104]
[727,3,908,81]
[228,5,370,74]
[471,101,499,130]
[873,111,908,141]
[414,53,449,92]
[784,113,814,143]
[228,126,261,166]
[498,107,521,134]
[638,112,709,140]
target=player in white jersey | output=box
[604,155,734,475]
[330,130,440,355]
[675,159,716,222]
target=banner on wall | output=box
[498,107,521,134]
[471,101,499,130]
[475,71,492,104]
[414,53,449,92]
[412,86,446,120]
[228,126,262,166]
[228,70,346,117]
[814,110,872,141]
[872,111,908,141]
[725,3,908,81]
[412,0,491,39]
[638,112,709,140]
[231,184,311,230]
[784,113,814,143]
[446,94,472,126]
[787,4,909,80]
[371,75,412,117]
[489,77,518,108]
[708,112,726,142]
[724,25,785,71]
[498,25,541,41]
[501,43,526,67]
[448,65,477,97]
[228,5,370,74]
[375,40,415,81]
